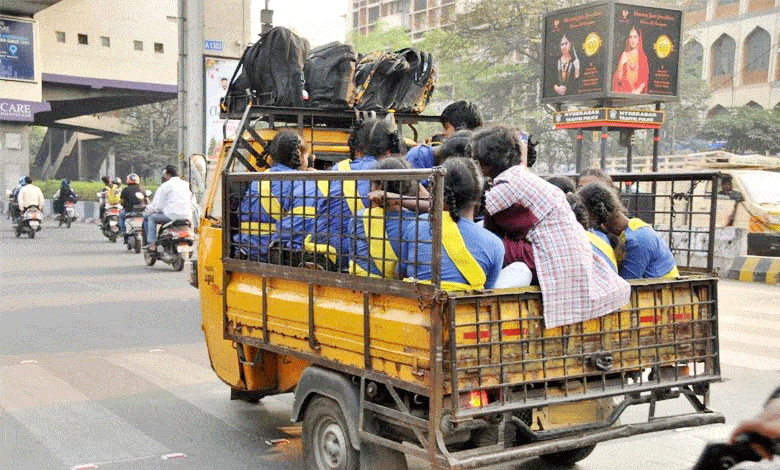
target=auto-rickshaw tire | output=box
[539,444,596,466]
[303,396,358,470]
[66,217,71,229]
[28,230,35,239]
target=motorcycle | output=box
[124,211,145,254]
[101,204,121,242]
[58,200,76,228]
[144,219,195,271]
[15,207,42,239]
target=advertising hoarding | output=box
[205,57,239,159]
[0,17,35,81]
[542,1,682,105]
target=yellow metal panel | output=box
[198,226,242,388]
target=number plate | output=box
[177,244,193,253]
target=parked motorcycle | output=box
[101,204,121,242]
[124,211,145,254]
[15,207,42,238]
[144,219,195,271]
[58,200,76,228]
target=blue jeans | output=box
[143,212,170,245]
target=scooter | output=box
[15,207,42,239]
[144,219,195,271]
[101,204,121,242]
[58,200,76,228]
[124,211,145,254]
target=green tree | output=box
[28,126,47,160]
[659,50,711,154]
[103,100,179,178]
[699,106,780,155]
[350,21,411,55]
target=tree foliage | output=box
[104,100,179,178]
[699,106,780,155]
[351,21,411,55]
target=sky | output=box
[252,0,349,47]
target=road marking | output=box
[719,349,780,371]
[19,359,38,365]
[161,453,186,460]
[71,464,98,470]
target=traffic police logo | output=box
[654,35,673,59]
[583,32,602,57]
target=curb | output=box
[726,256,780,285]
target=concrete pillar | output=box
[107,146,116,178]
[0,122,31,190]
[77,134,84,180]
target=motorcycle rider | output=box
[53,179,77,218]
[143,165,192,251]
[98,176,111,221]
[8,177,26,221]
[17,176,45,213]
[119,173,147,238]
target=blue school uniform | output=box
[587,229,618,272]
[235,164,296,260]
[399,212,504,290]
[313,156,377,257]
[276,177,323,251]
[348,207,416,277]
[620,218,679,279]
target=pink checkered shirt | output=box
[485,165,631,328]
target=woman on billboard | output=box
[552,34,580,95]
[612,26,648,94]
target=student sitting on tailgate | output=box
[236,130,318,261]
[348,157,418,278]
[578,181,679,280]
[399,157,504,291]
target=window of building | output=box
[710,34,735,77]
[683,40,703,76]
[368,6,379,22]
[744,28,770,71]
[154,42,164,53]
[77,34,88,45]
[353,13,359,27]
[56,31,66,43]
[415,0,426,11]
[134,40,143,51]
[101,36,110,47]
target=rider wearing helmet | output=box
[118,173,147,238]
[53,179,77,217]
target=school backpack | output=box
[304,42,357,109]
[220,26,309,114]
[352,48,436,114]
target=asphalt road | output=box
[1,217,779,470]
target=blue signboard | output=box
[204,40,223,52]
[0,17,35,81]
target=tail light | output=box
[109,209,120,215]
[460,390,489,409]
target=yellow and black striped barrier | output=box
[726,256,780,285]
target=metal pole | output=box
[575,129,583,173]
[600,126,608,171]
[185,0,205,167]
[626,129,633,173]
[652,103,661,172]
[177,0,186,166]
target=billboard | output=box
[0,17,35,81]
[542,1,681,105]
[204,57,239,159]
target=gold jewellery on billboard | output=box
[654,35,673,59]
[583,32,602,57]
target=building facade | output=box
[349,0,464,41]
[683,0,780,113]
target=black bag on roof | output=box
[220,26,309,113]
[352,48,436,113]
[304,42,357,109]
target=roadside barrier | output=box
[726,255,780,285]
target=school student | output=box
[399,157,504,291]
[348,158,418,278]
[578,181,679,279]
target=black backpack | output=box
[304,42,356,109]
[352,48,436,113]
[220,26,309,113]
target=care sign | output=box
[0,99,50,122]
[0,16,35,81]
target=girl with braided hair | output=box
[399,157,504,290]
[578,182,678,279]
[236,129,322,260]
[473,125,630,328]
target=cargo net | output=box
[224,169,441,282]
[608,172,720,272]
[445,278,719,413]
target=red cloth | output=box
[484,166,630,328]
